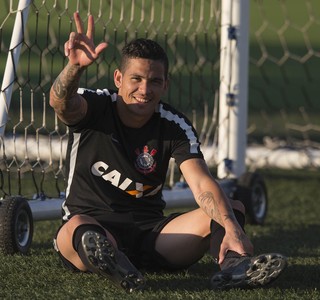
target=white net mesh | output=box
[247,0,320,169]
[0,0,221,199]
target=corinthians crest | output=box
[135,145,157,174]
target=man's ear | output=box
[114,69,122,88]
[163,78,169,93]
[159,80,169,101]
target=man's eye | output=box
[153,79,163,85]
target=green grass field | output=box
[0,169,319,299]
[0,1,319,299]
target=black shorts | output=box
[54,211,187,272]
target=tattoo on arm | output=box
[50,64,87,124]
[198,191,236,225]
[198,191,222,224]
[52,77,67,99]
[232,227,246,243]
[223,213,236,223]
[52,64,83,101]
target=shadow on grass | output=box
[29,221,319,293]
[144,260,319,293]
[249,224,320,258]
[143,264,214,292]
[144,223,320,292]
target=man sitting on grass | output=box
[50,12,287,293]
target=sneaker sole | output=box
[81,230,146,293]
[211,253,287,290]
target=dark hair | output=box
[120,38,169,79]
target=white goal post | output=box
[0,0,31,136]
[217,0,249,179]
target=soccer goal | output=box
[4,0,319,254]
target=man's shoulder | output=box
[77,88,118,100]
[158,101,192,124]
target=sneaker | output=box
[81,230,146,293]
[210,253,287,290]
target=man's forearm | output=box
[198,190,246,244]
[198,190,236,226]
[50,63,86,124]
[51,63,84,102]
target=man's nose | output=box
[138,80,150,94]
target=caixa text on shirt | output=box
[91,161,162,198]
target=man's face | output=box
[114,58,168,123]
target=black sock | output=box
[72,224,106,271]
[210,209,246,265]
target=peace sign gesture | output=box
[64,12,108,67]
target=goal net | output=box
[247,0,320,170]
[0,0,222,215]
[0,0,319,216]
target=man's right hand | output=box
[64,12,108,67]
